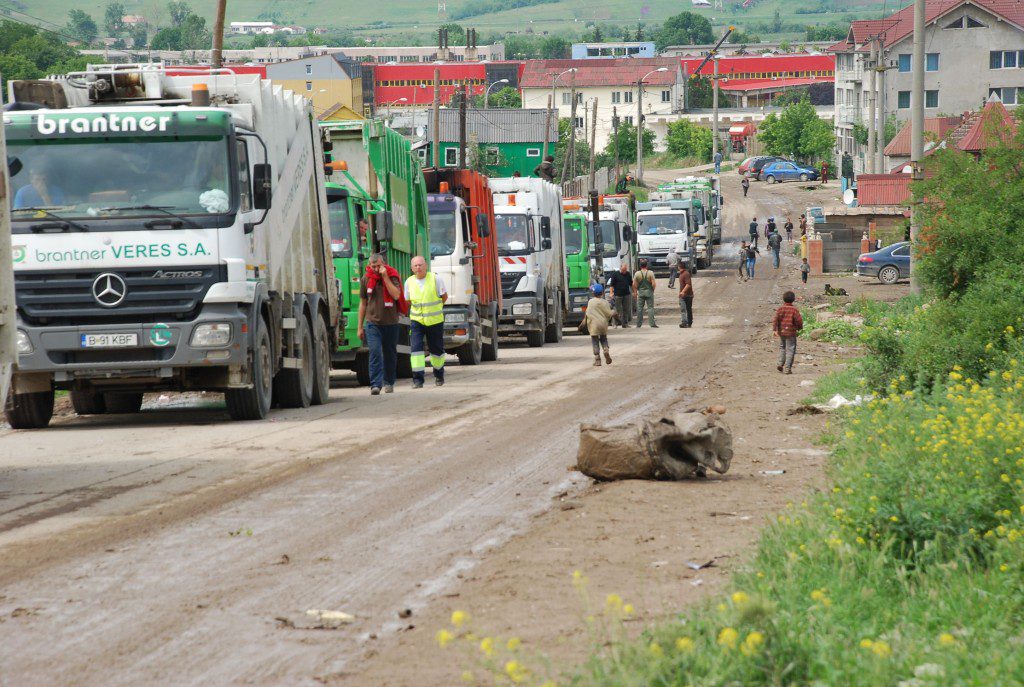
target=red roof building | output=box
[856,173,912,205]
[679,53,834,106]
[954,97,1017,155]
[519,58,680,89]
[371,62,525,109]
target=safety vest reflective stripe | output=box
[406,272,444,326]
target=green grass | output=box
[801,361,865,405]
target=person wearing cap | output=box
[584,283,616,367]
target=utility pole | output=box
[875,38,886,174]
[711,55,720,165]
[432,67,440,168]
[560,73,578,184]
[211,0,227,68]
[612,107,621,186]
[542,94,553,162]
[458,82,468,170]
[867,38,878,174]
[909,0,925,293]
[589,97,598,191]
[589,190,604,283]
[635,77,644,184]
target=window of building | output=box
[624,91,634,103]
[661,89,671,102]
[486,147,500,165]
[926,90,938,108]
[305,81,312,91]
[574,116,584,129]
[444,147,459,166]
[305,63,312,75]
[561,92,571,105]
[926,53,939,71]
[967,15,986,28]
[897,90,911,109]
[989,50,1022,69]
[898,54,911,72]
[611,91,621,104]
[1005,51,1019,68]
[623,115,634,125]
[944,16,964,29]
[526,148,541,157]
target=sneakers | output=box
[370,387,381,395]
[679,322,686,328]
[412,379,424,389]
[435,377,445,387]
[384,385,394,394]
[784,369,793,375]
[603,349,612,365]
[593,356,602,367]
[650,323,659,328]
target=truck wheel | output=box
[5,390,55,429]
[277,315,314,409]
[481,303,499,362]
[310,314,331,406]
[71,391,107,415]
[104,393,144,414]
[544,296,563,343]
[355,351,371,386]
[226,317,273,421]
[457,319,483,365]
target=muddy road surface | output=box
[0,174,838,686]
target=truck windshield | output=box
[327,192,354,258]
[7,135,232,221]
[495,214,533,255]
[564,218,585,255]
[588,219,621,258]
[428,203,457,257]
[638,214,687,235]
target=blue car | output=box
[759,160,819,184]
[857,241,910,284]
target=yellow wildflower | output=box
[479,636,495,657]
[506,637,521,651]
[938,633,957,647]
[622,604,635,617]
[461,670,473,683]
[740,631,765,656]
[676,637,695,652]
[436,629,454,649]
[871,641,892,658]
[718,627,739,650]
[859,639,874,649]
[648,642,664,658]
[731,591,750,605]
[605,593,623,613]
[451,610,468,628]
[504,660,528,684]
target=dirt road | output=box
[0,173,841,686]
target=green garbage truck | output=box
[561,205,592,328]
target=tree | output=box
[250,34,270,48]
[472,86,522,109]
[539,35,569,59]
[586,24,604,43]
[439,22,465,43]
[757,97,835,162]
[728,30,760,44]
[130,25,149,48]
[554,117,593,180]
[665,120,713,162]
[601,120,655,165]
[655,11,713,50]
[178,14,210,49]
[684,75,714,109]
[104,2,126,35]
[11,35,78,70]
[0,53,42,89]
[168,1,193,27]
[150,27,181,50]
[67,9,98,44]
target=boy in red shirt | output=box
[772,291,804,374]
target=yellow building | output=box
[266,54,364,120]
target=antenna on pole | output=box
[438,1,447,19]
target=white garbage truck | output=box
[490,177,567,347]
[3,64,338,428]
[635,200,695,274]
[0,126,14,406]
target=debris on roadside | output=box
[760,470,786,476]
[575,412,733,481]
[686,559,717,570]
[276,609,356,630]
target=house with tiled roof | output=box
[520,58,683,152]
[830,0,1024,175]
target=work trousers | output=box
[365,322,398,389]
[614,293,632,326]
[590,334,609,355]
[771,248,781,269]
[679,296,693,326]
[637,292,656,326]
[779,336,797,372]
[667,266,679,289]
[410,320,445,383]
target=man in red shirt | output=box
[772,290,804,374]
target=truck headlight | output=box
[16,329,33,355]
[444,312,467,323]
[190,323,232,347]
[512,303,533,315]
[571,294,588,305]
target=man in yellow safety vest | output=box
[405,255,448,388]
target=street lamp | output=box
[384,97,407,120]
[636,67,668,186]
[484,78,509,107]
[544,67,577,159]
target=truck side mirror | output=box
[375,211,394,242]
[252,163,272,210]
[540,216,551,239]
[622,225,633,242]
[542,237,552,250]
[477,213,490,238]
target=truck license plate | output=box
[514,319,525,326]
[81,333,138,348]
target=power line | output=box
[1,8,90,46]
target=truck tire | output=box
[277,315,314,409]
[354,351,370,386]
[526,308,545,348]
[5,390,54,429]
[481,303,499,362]
[310,314,331,406]
[226,317,273,421]
[71,391,107,415]
[105,393,144,414]
[457,319,483,365]
[544,295,563,343]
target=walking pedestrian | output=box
[801,257,810,284]
[678,263,694,328]
[741,175,750,197]
[799,214,807,237]
[358,252,403,395]
[767,216,777,236]
[608,263,633,328]
[748,217,759,250]
[768,229,783,269]
[534,155,555,182]
[633,259,658,328]
[784,216,794,243]
[585,284,616,367]
[773,290,804,374]
[667,247,680,289]
[738,241,749,281]
[821,161,830,184]
[745,242,760,279]
[713,150,723,174]
[405,255,448,389]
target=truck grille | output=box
[16,265,226,326]
[500,272,522,298]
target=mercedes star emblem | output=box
[92,273,127,308]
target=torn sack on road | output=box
[575,412,733,481]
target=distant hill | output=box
[3,0,902,44]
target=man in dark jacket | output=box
[608,263,634,328]
[534,155,555,182]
